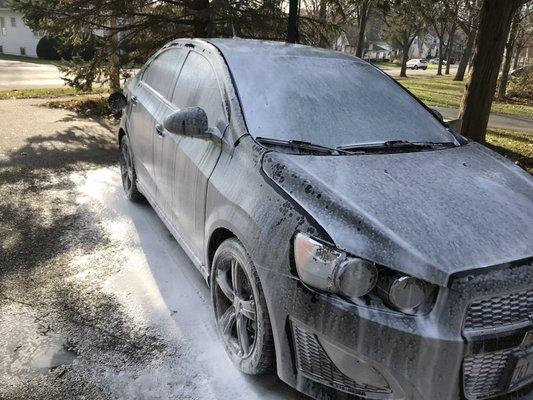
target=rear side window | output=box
[171,51,227,129]
[142,49,187,99]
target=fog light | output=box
[386,275,432,314]
[335,258,377,300]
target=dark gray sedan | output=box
[110,39,533,400]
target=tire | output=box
[210,238,275,375]
[414,65,419,70]
[119,135,143,201]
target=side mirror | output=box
[108,92,128,110]
[430,108,444,123]
[163,107,209,137]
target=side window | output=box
[142,49,187,99]
[171,52,227,129]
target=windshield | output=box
[227,55,455,147]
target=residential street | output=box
[436,106,533,132]
[0,59,65,89]
[0,98,306,400]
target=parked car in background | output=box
[406,58,428,69]
[109,38,533,400]
[430,58,441,64]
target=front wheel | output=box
[414,65,419,70]
[119,135,143,201]
[210,238,275,375]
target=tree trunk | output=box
[318,0,328,47]
[107,14,120,92]
[437,39,444,75]
[400,42,410,78]
[192,0,210,37]
[454,26,476,81]
[355,0,371,58]
[497,11,520,100]
[513,46,521,69]
[445,21,456,75]
[287,0,299,43]
[459,0,521,143]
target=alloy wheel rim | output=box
[214,258,257,358]
[120,142,133,193]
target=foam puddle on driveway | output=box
[0,303,77,377]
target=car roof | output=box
[204,38,366,63]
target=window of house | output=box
[10,17,16,28]
[0,17,6,36]
[20,47,26,56]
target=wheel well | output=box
[207,227,235,273]
[118,128,126,144]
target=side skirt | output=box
[136,179,210,282]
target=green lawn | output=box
[0,87,107,100]
[396,75,533,118]
[486,129,533,172]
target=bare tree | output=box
[459,0,524,142]
[355,0,373,57]
[454,0,480,81]
[512,5,533,68]
[418,0,455,75]
[444,0,459,74]
[497,8,522,99]
[378,0,422,77]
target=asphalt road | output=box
[0,98,306,400]
[380,64,458,77]
[0,59,65,89]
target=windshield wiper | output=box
[256,137,351,155]
[337,140,457,152]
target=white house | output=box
[0,0,41,57]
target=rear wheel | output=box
[211,238,275,375]
[414,65,419,70]
[119,135,142,201]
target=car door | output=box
[126,50,178,200]
[151,47,189,218]
[158,50,228,260]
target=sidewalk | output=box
[436,106,533,132]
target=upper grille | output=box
[464,289,533,333]
[463,348,515,399]
[292,325,391,396]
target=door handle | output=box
[130,95,138,105]
[155,123,165,137]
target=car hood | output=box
[262,142,533,286]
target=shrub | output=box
[36,36,62,60]
[507,73,533,100]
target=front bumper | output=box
[264,260,532,400]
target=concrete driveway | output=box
[0,59,65,89]
[0,98,306,400]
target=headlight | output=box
[293,233,377,299]
[294,232,437,314]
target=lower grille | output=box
[463,348,515,399]
[293,325,391,396]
